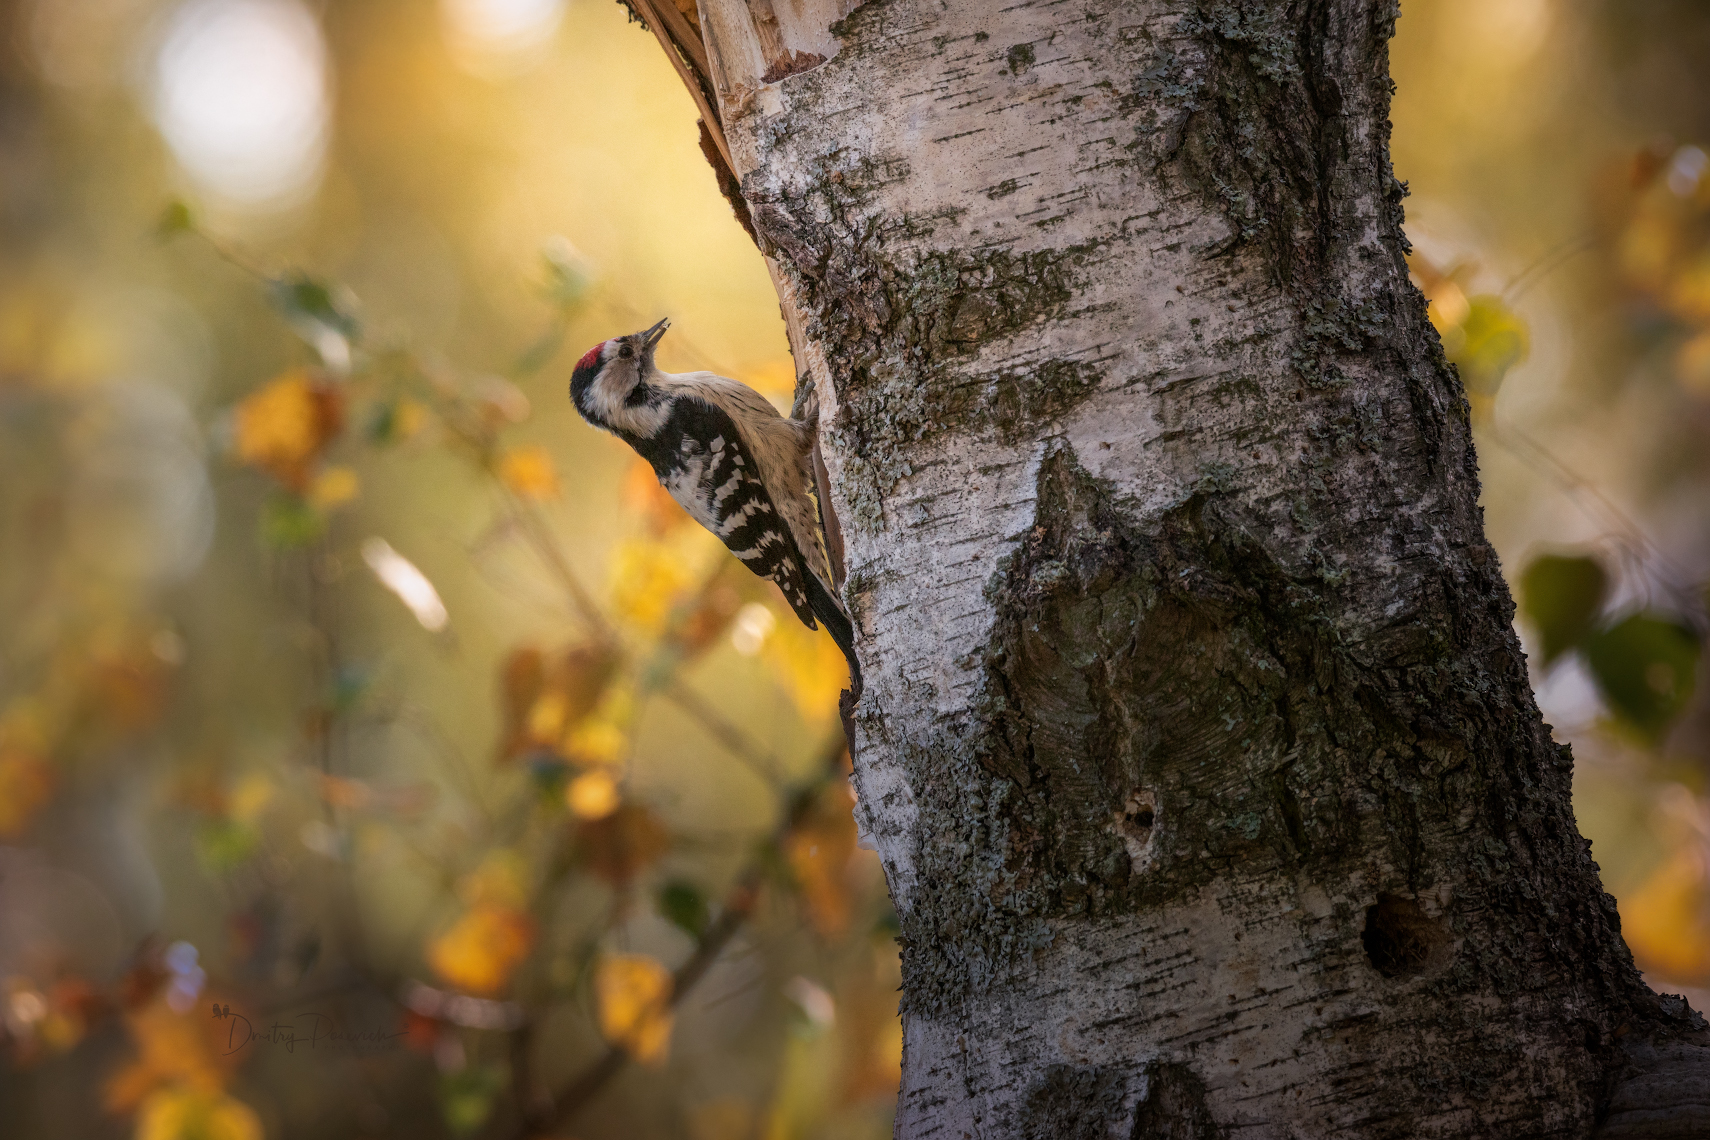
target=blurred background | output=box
[0,0,1706,1137]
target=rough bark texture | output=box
[691,0,1710,1134]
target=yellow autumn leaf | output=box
[457,849,532,910]
[498,445,559,499]
[567,770,620,820]
[394,397,428,440]
[227,773,274,824]
[1666,252,1710,323]
[233,368,342,491]
[135,1087,262,1140]
[106,997,240,1113]
[309,465,359,509]
[1676,331,1710,396]
[609,539,697,634]
[526,690,569,741]
[564,718,627,768]
[1619,847,1710,984]
[762,617,850,720]
[595,953,673,1066]
[1617,211,1677,292]
[427,905,536,996]
[620,458,690,535]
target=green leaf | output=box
[156,199,196,240]
[268,272,361,360]
[657,879,709,937]
[1583,613,1700,744]
[366,399,399,444]
[331,664,370,714]
[259,494,325,549]
[528,754,569,799]
[1520,554,1608,664]
[194,819,259,874]
[1446,294,1528,397]
[439,1065,505,1137]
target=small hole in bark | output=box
[1361,894,1450,978]
[1112,791,1157,872]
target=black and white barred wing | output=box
[658,409,818,630]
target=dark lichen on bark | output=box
[898,441,1660,1112]
[1018,1064,1141,1140]
[752,176,1112,527]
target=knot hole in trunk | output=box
[1361,893,1453,979]
[1112,790,1158,873]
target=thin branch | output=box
[522,737,848,1135]
[503,492,614,641]
[1488,418,1702,610]
[1502,232,1597,303]
[660,679,785,785]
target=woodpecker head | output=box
[569,318,670,429]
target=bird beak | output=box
[642,318,670,351]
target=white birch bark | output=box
[677,0,1710,1134]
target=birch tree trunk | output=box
[672,0,1710,1134]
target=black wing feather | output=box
[625,397,818,632]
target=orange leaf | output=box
[1620,847,1710,985]
[135,1086,262,1140]
[495,647,545,761]
[232,368,343,491]
[105,995,243,1114]
[595,953,673,1065]
[567,771,620,820]
[87,648,171,734]
[309,465,359,509]
[609,539,697,634]
[426,905,536,996]
[785,782,859,939]
[576,804,670,887]
[620,458,690,536]
[762,618,851,721]
[496,643,620,762]
[498,445,559,499]
[0,746,54,838]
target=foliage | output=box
[4,160,890,1140]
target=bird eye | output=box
[619,344,634,359]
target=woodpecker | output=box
[569,319,860,700]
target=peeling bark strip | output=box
[673,0,1710,1134]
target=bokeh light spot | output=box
[151,0,329,209]
[441,0,565,74]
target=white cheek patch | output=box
[583,362,670,438]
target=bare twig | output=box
[661,679,785,785]
[503,492,614,641]
[521,737,848,1136]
